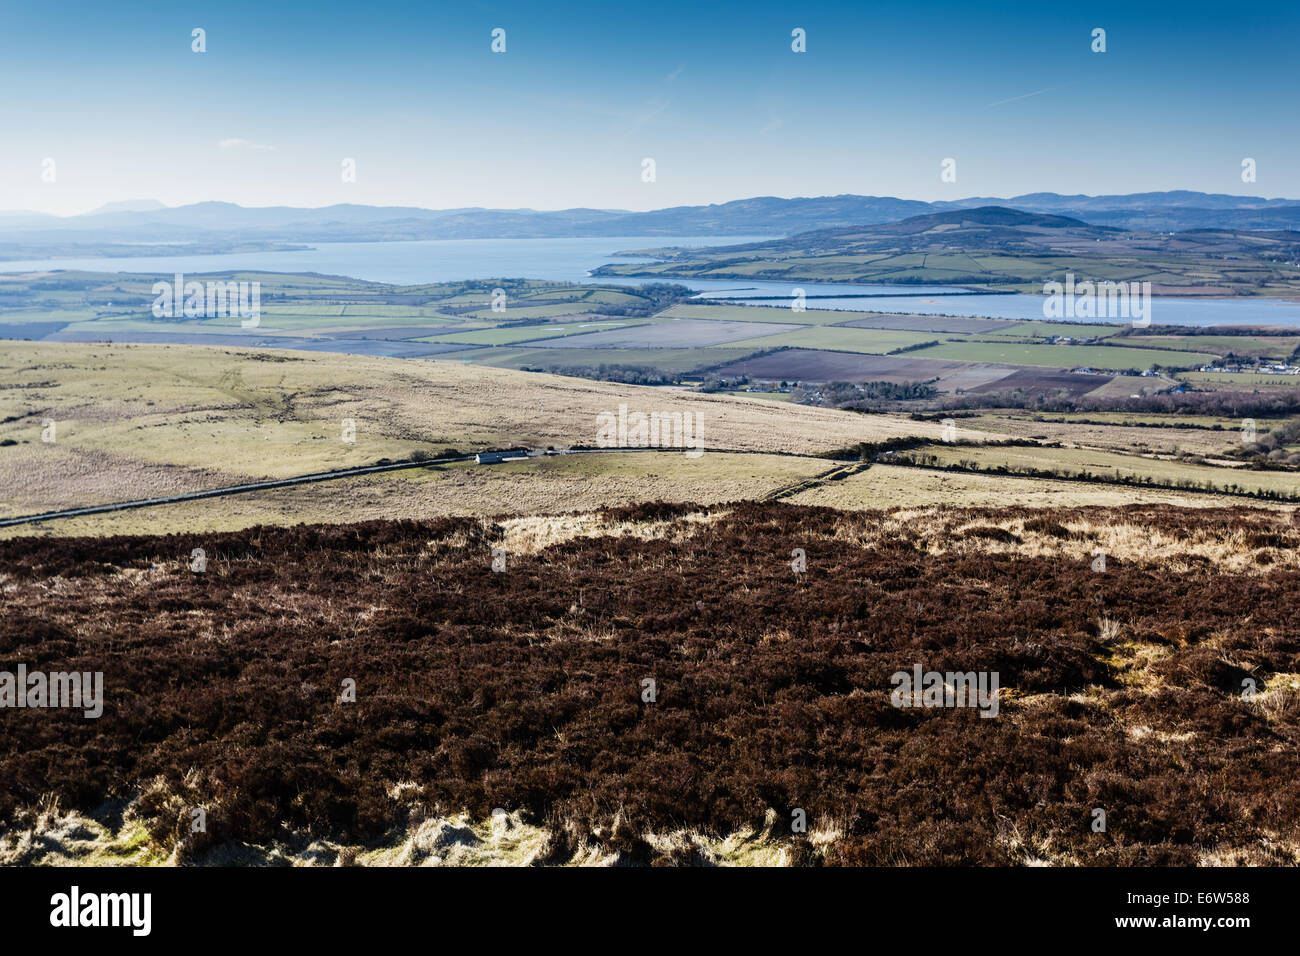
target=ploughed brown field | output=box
[1,502,1298,866]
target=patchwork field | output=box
[4,271,1270,399]
[702,325,944,354]
[909,341,1217,371]
[965,368,1115,397]
[419,320,644,346]
[658,303,871,326]
[837,313,1021,334]
[977,321,1125,340]
[522,318,804,348]
[410,344,768,374]
[708,348,1094,392]
[658,303,1018,333]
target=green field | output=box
[262,304,455,319]
[659,303,872,326]
[978,321,1125,339]
[708,325,942,354]
[1125,334,1300,358]
[430,345,762,373]
[246,312,462,331]
[717,389,797,402]
[422,320,644,346]
[458,303,623,320]
[910,341,1216,370]
[661,305,1134,344]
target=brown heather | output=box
[0,502,1298,865]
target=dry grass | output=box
[965,413,1249,458]
[883,507,1299,574]
[792,463,1295,511]
[0,341,963,516]
[0,799,815,867]
[500,507,727,555]
[0,452,816,539]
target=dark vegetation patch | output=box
[1,503,1298,865]
[523,363,685,385]
[793,379,940,412]
[939,385,1300,418]
[958,525,1021,544]
[967,367,1111,398]
[708,348,970,385]
[1022,515,1078,539]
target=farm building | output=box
[475,450,529,465]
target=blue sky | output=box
[2,0,1297,215]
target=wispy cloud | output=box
[218,138,276,151]
[623,66,686,136]
[985,86,1060,109]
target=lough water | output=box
[3,237,1299,328]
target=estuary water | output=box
[4,236,1300,328]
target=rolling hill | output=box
[593,206,1300,295]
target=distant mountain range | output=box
[4,192,1300,253]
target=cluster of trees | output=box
[887,339,942,355]
[796,379,939,411]
[1226,417,1300,467]
[26,277,103,291]
[695,375,748,393]
[825,436,1048,461]
[932,386,1300,419]
[524,363,684,385]
[1122,324,1300,339]
[601,283,695,317]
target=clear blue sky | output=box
[2,0,1297,215]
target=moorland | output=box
[3,197,1299,867]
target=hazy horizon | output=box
[9,187,1300,222]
